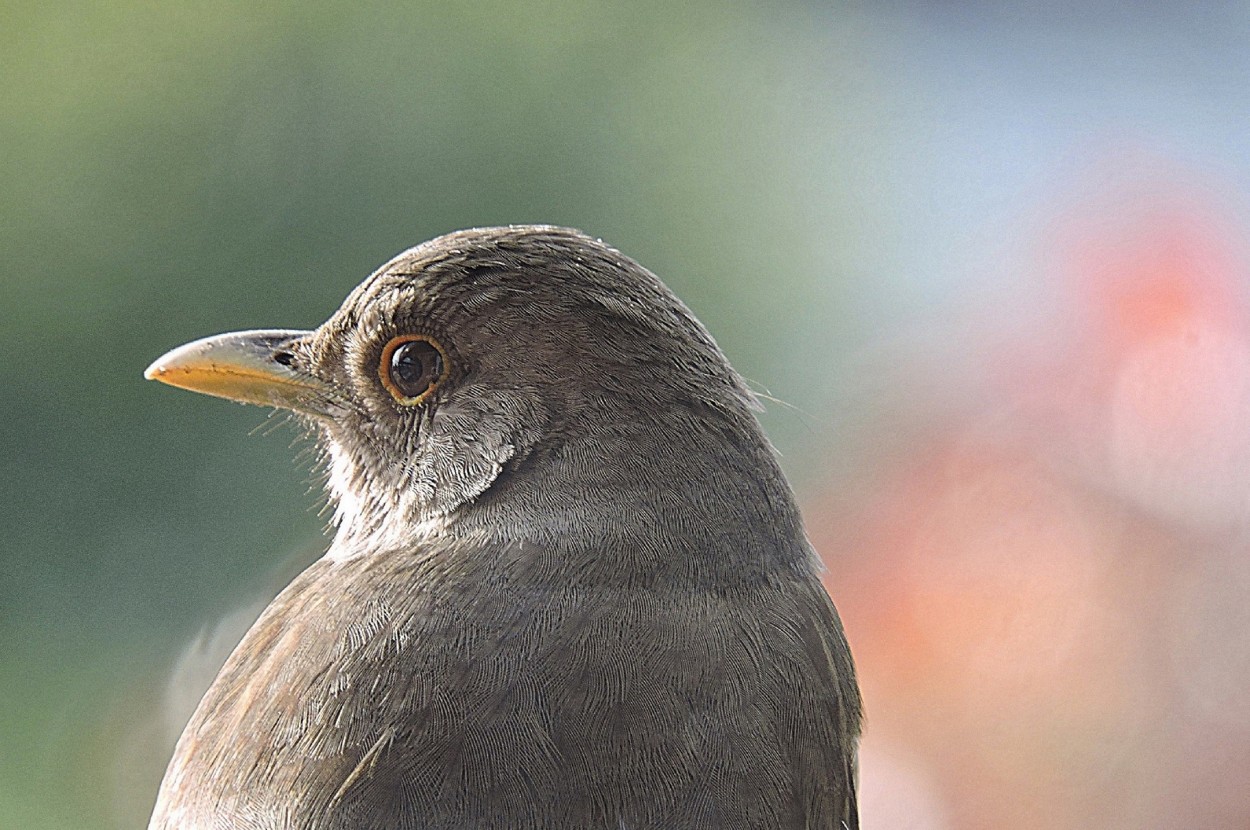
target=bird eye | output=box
[378,334,449,405]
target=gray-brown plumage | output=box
[144,226,861,830]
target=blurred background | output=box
[5,1,1250,827]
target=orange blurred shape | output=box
[1058,180,1248,348]
[1048,177,1250,527]
[818,437,1151,830]
[811,165,1250,829]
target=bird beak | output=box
[145,329,335,416]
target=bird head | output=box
[146,226,785,565]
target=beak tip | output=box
[144,353,178,382]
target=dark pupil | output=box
[391,341,442,397]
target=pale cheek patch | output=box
[326,447,360,536]
[322,440,447,563]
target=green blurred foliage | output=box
[0,2,873,826]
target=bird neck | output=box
[451,406,813,586]
[321,401,815,586]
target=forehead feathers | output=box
[335,227,697,337]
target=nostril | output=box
[273,351,295,367]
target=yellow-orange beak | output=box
[145,329,335,416]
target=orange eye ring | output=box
[378,334,450,405]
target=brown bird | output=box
[144,226,861,829]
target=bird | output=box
[143,225,861,830]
